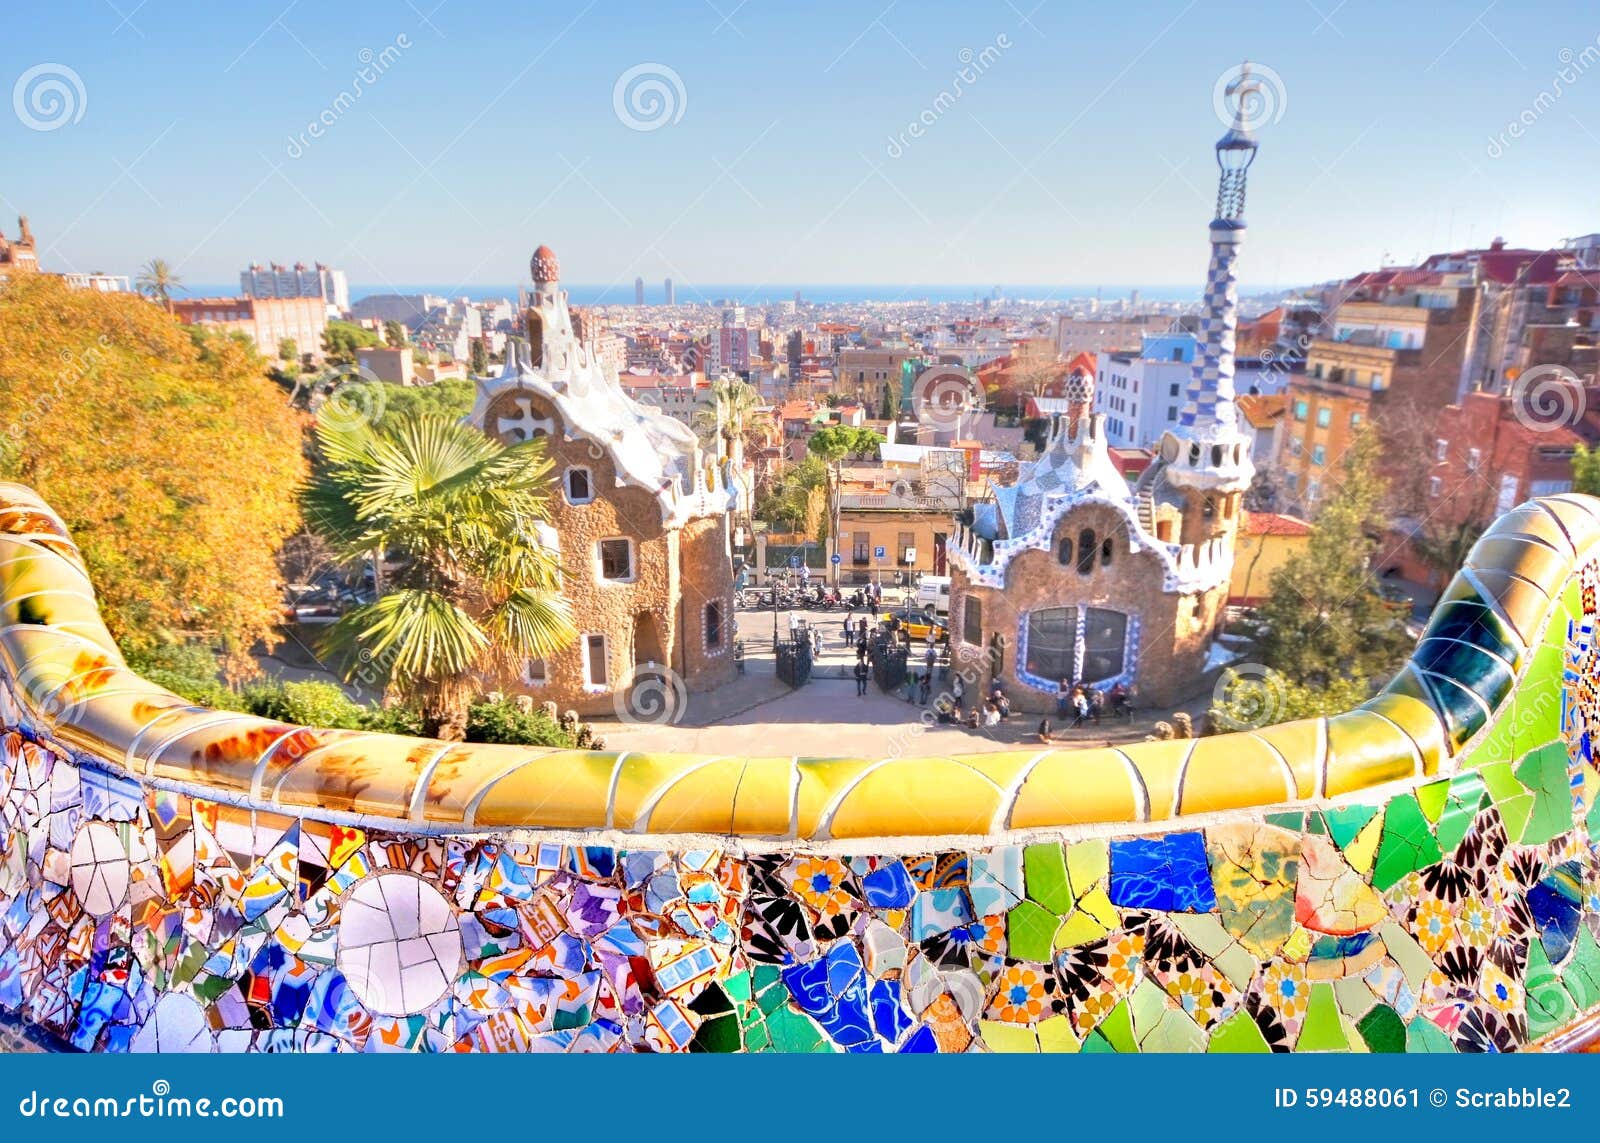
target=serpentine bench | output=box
[1,481,1597,1053]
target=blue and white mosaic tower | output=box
[1161,64,1263,497]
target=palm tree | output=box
[305,411,577,740]
[136,258,183,312]
[693,376,763,458]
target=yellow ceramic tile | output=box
[1065,838,1109,893]
[641,756,745,833]
[1324,709,1417,798]
[1482,503,1575,557]
[952,749,1049,791]
[1076,884,1121,930]
[826,758,1001,838]
[0,589,119,656]
[729,756,795,837]
[1343,813,1384,875]
[1468,535,1568,593]
[1544,493,1600,547]
[1008,747,1144,830]
[470,751,619,830]
[1037,1014,1080,1053]
[1053,909,1109,948]
[45,680,190,762]
[271,732,447,819]
[1246,719,1323,799]
[1118,738,1196,820]
[1177,732,1295,815]
[1360,692,1448,776]
[793,757,879,838]
[611,752,735,831]
[147,715,301,794]
[425,741,565,824]
[979,1021,1040,1052]
[1469,570,1556,649]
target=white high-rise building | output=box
[240,261,349,318]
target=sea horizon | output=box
[179,282,1250,307]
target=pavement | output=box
[592,603,1210,758]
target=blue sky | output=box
[4,0,1599,296]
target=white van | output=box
[916,574,951,617]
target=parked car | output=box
[880,606,948,643]
[915,574,951,616]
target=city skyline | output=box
[5,1,1600,299]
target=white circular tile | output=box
[336,872,461,1016]
[69,820,128,917]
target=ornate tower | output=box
[1160,64,1265,545]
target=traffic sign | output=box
[788,553,803,569]
[830,553,842,564]
[874,546,886,560]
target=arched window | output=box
[1101,536,1114,567]
[1057,537,1074,566]
[1076,528,1096,575]
[963,597,983,646]
[705,601,724,650]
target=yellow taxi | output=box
[880,606,948,643]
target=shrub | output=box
[242,680,367,729]
[360,705,426,737]
[464,697,574,746]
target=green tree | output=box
[693,376,762,457]
[1247,427,1411,689]
[1573,442,1600,496]
[380,377,476,421]
[304,412,576,740]
[469,336,488,376]
[0,274,305,677]
[277,338,299,374]
[383,319,408,348]
[135,258,183,312]
[807,425,885,550]
[323,319,379,367]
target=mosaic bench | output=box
[1,479,1597,1053]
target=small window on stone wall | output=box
[1076,529,1096,575]
[566,467,593,504]
[1057,538,1073,566]
[706,601,724,649]
[963,596,982,646]
[1101,536,1113,567]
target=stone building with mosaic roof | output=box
[948,71,1267,711]
[469,245,740,717]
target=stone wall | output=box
[950,502,1223,711]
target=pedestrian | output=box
[984,703,1001,728]
[854,658,869,696]
[952,673,965,704]
[1071,687,1089,728]
[924,642,937,673]
[918,672,931,705]
[1037,717,1053,744]
[1056,678,1071,721]
[1088,686,1104,726]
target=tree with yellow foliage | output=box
[0,274,307,678]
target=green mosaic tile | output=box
[1080,1029,1116,1053]
[1525,939,1577,1041]
[1323,804,1380,849]
[1514,741,1574,844]
[1023,842,1073,913]
[1404,1018,1457,1053]
[767,1007,835,1052]
[1370,794,1444,892]
[1356,1004,1407,1053]
[1559,928,1600,1010]
[1379,922,1434,994]
[1207,1009,1272,1052]
[743,1019,771,1052]
[1434,771,1487,854]
[1265,812,1306,830]
[1038,1014,1080,1053]
[1415,779,1449,823]
[1333,976,1377,1021]
[1142,1008,1207,1053]
[981,1021,1040,1052]
[1097,996,1137,1054]
[723,969,752,1005]
[1129,978,1169,1039]
[1295,983,1350,1051]
[1006,899,1060,963]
